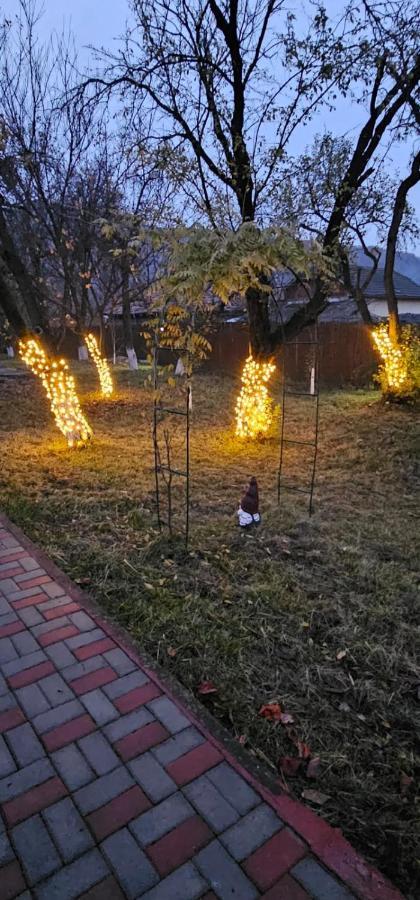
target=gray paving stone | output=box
[103,706,153,743]
[219,802,282,861]
[16,683,51,718]
[103,669,149,700]
[0,672,9,697]
[6,722,45,766]
[207,762,260,815]
[80,688,118,726]
[140,862,208,900]
[66,628,106,650]
[51,743,94,791]
[33,699,84,735]
[20,556,40,572]
[35,595,73,612]
[130,792,194,847]
[0,559,21,570]
[34,848,109,900]
[0,637,18,664]
[78,731,119,775]
[0,757,54,802]
[152,726,205,766]
[69,611,96,631]
[38,673,75,707]
[0,733,16,777]
[12,814,61,885]
[32,616,71,637]
[0,831,14,864]
[0,611,19,627]
[45,641,77,669]
[2,649,47,678]
[61,655,105,683]
[194,839,258,899]
[101,828,158,898]
[14,569,46,583]
[292,857,356,899]
[74,765,134,814]
[184,774,239,832]
[0,589,14,606]
[103,647,136,675]
[42,582,66,599]
[147,696,190,734]
[17,606,44,627]
[11,631,39,656]
[42,796,94,862]
[0,583,26,600]
[7,585,48,602]
[0,691,17,711]
[128,751,177,803]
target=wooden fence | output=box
[47,320,379,388]
[204,321,378,387]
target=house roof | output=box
[350,267,420,299]
[281,299,420,324]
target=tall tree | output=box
[82,0,420,359]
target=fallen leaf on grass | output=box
[400,772,414,795]
[166,646,177,658]
[280,712,294,725]
[144,582,154,591]
[336,649,347,661]
[306,756,321,779]
[259,702,282,722]
[302,789,330,805]
[297,741,311,759]
[197,680,218,695]
[278,757,302,776]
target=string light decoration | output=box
[236,354,276,438]
[19,338,92,448]
[371,324,408,393]
[84,333,113,397]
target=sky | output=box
[2,0,419,252]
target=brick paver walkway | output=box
[0,516,403,900]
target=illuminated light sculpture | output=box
[85,333,113,397]
[371,324,408,393]
[19,338,92,447]
[235,354,276,438]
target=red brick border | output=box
[0,513,403,900]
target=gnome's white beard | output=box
[237,506,261,527]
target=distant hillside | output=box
[352,248,420,285]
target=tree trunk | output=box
[355,284,373,325]
[121,261,138,369]
[385,150,420,343]
[0,261,29,337]
[245,286,273,360]
[0,207,49,339]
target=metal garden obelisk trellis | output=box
[277,320,321,516]
[152,344,191,546]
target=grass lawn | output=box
[0,358,419,897]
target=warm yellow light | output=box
[84,333,113,397]
[235,354,276,438]
[371,324,408,393]
[19,338,92,447]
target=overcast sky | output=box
[3,0,419,252]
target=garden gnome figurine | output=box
[238,476,261,527]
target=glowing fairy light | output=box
[19,338,92,447]
[85,333,113,397]
[371,324,408,393]
[236,354,276,438]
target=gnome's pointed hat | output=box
[241,476,259,516]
